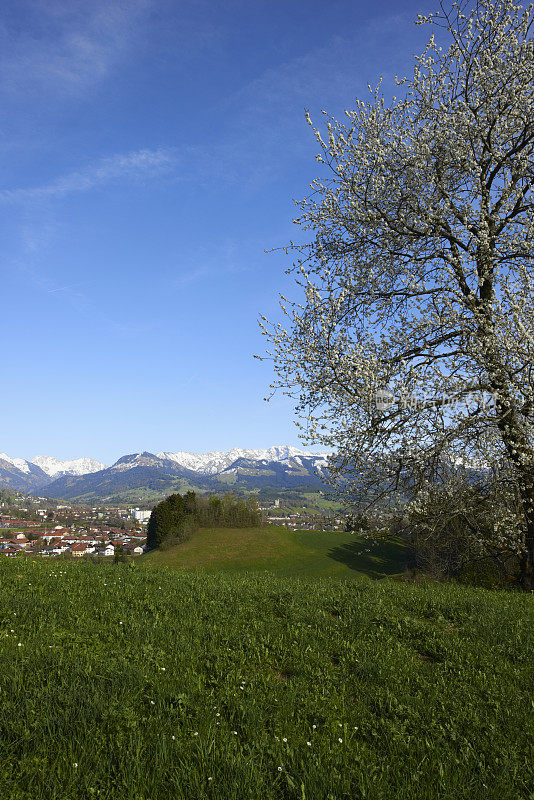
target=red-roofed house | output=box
[70,543,88,557]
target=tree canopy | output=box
[260,0,534,587]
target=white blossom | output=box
[260,0,534,586]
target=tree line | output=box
[146,491,262,551]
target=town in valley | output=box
[0,491,349,559]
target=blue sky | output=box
[1,0,432,465]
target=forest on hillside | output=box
[146,491,262,550]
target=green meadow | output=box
[0,528,532,799]
[141,525,408,579]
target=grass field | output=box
[300,492,345,511]
[140,525,408,579]
[0,548,532,800]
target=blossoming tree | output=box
[259,0,534,587]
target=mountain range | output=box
[0,447,332,502]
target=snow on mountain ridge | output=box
[0,453,34,474]
[1,447,331,481]
[157,446,331,475]
[31,455,107,477]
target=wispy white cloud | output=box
[1,143,177,337]
[0,148,177,203]
[0,0,152,97]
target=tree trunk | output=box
[518,483,534,589]
[481,328,534,590]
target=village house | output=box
[43,535,66,547]
[51,527,71,536]
[123,543,144,555]
[2,545,21,557]
[11,533,30,547]
[40,545,69,557]
[70,543,92,557]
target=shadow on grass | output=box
[326,539,407,578]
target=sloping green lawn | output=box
[140,524,407,579]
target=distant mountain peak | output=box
[31,455,107,477]
[156,445,331,475]
[0,453,35,474]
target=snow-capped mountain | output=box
[109,452,175,473]
[34,447,333,501]
[0,453,50,492]
[0,452,107,493]
[157,446,331,475]
[0,453,35,474]
[0,446,334,501]
[30,455,107,477]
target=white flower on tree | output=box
[259,0,534,587]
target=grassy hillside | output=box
[0,558,532,799]
[140,525,407,579]
[53,478,208,505]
